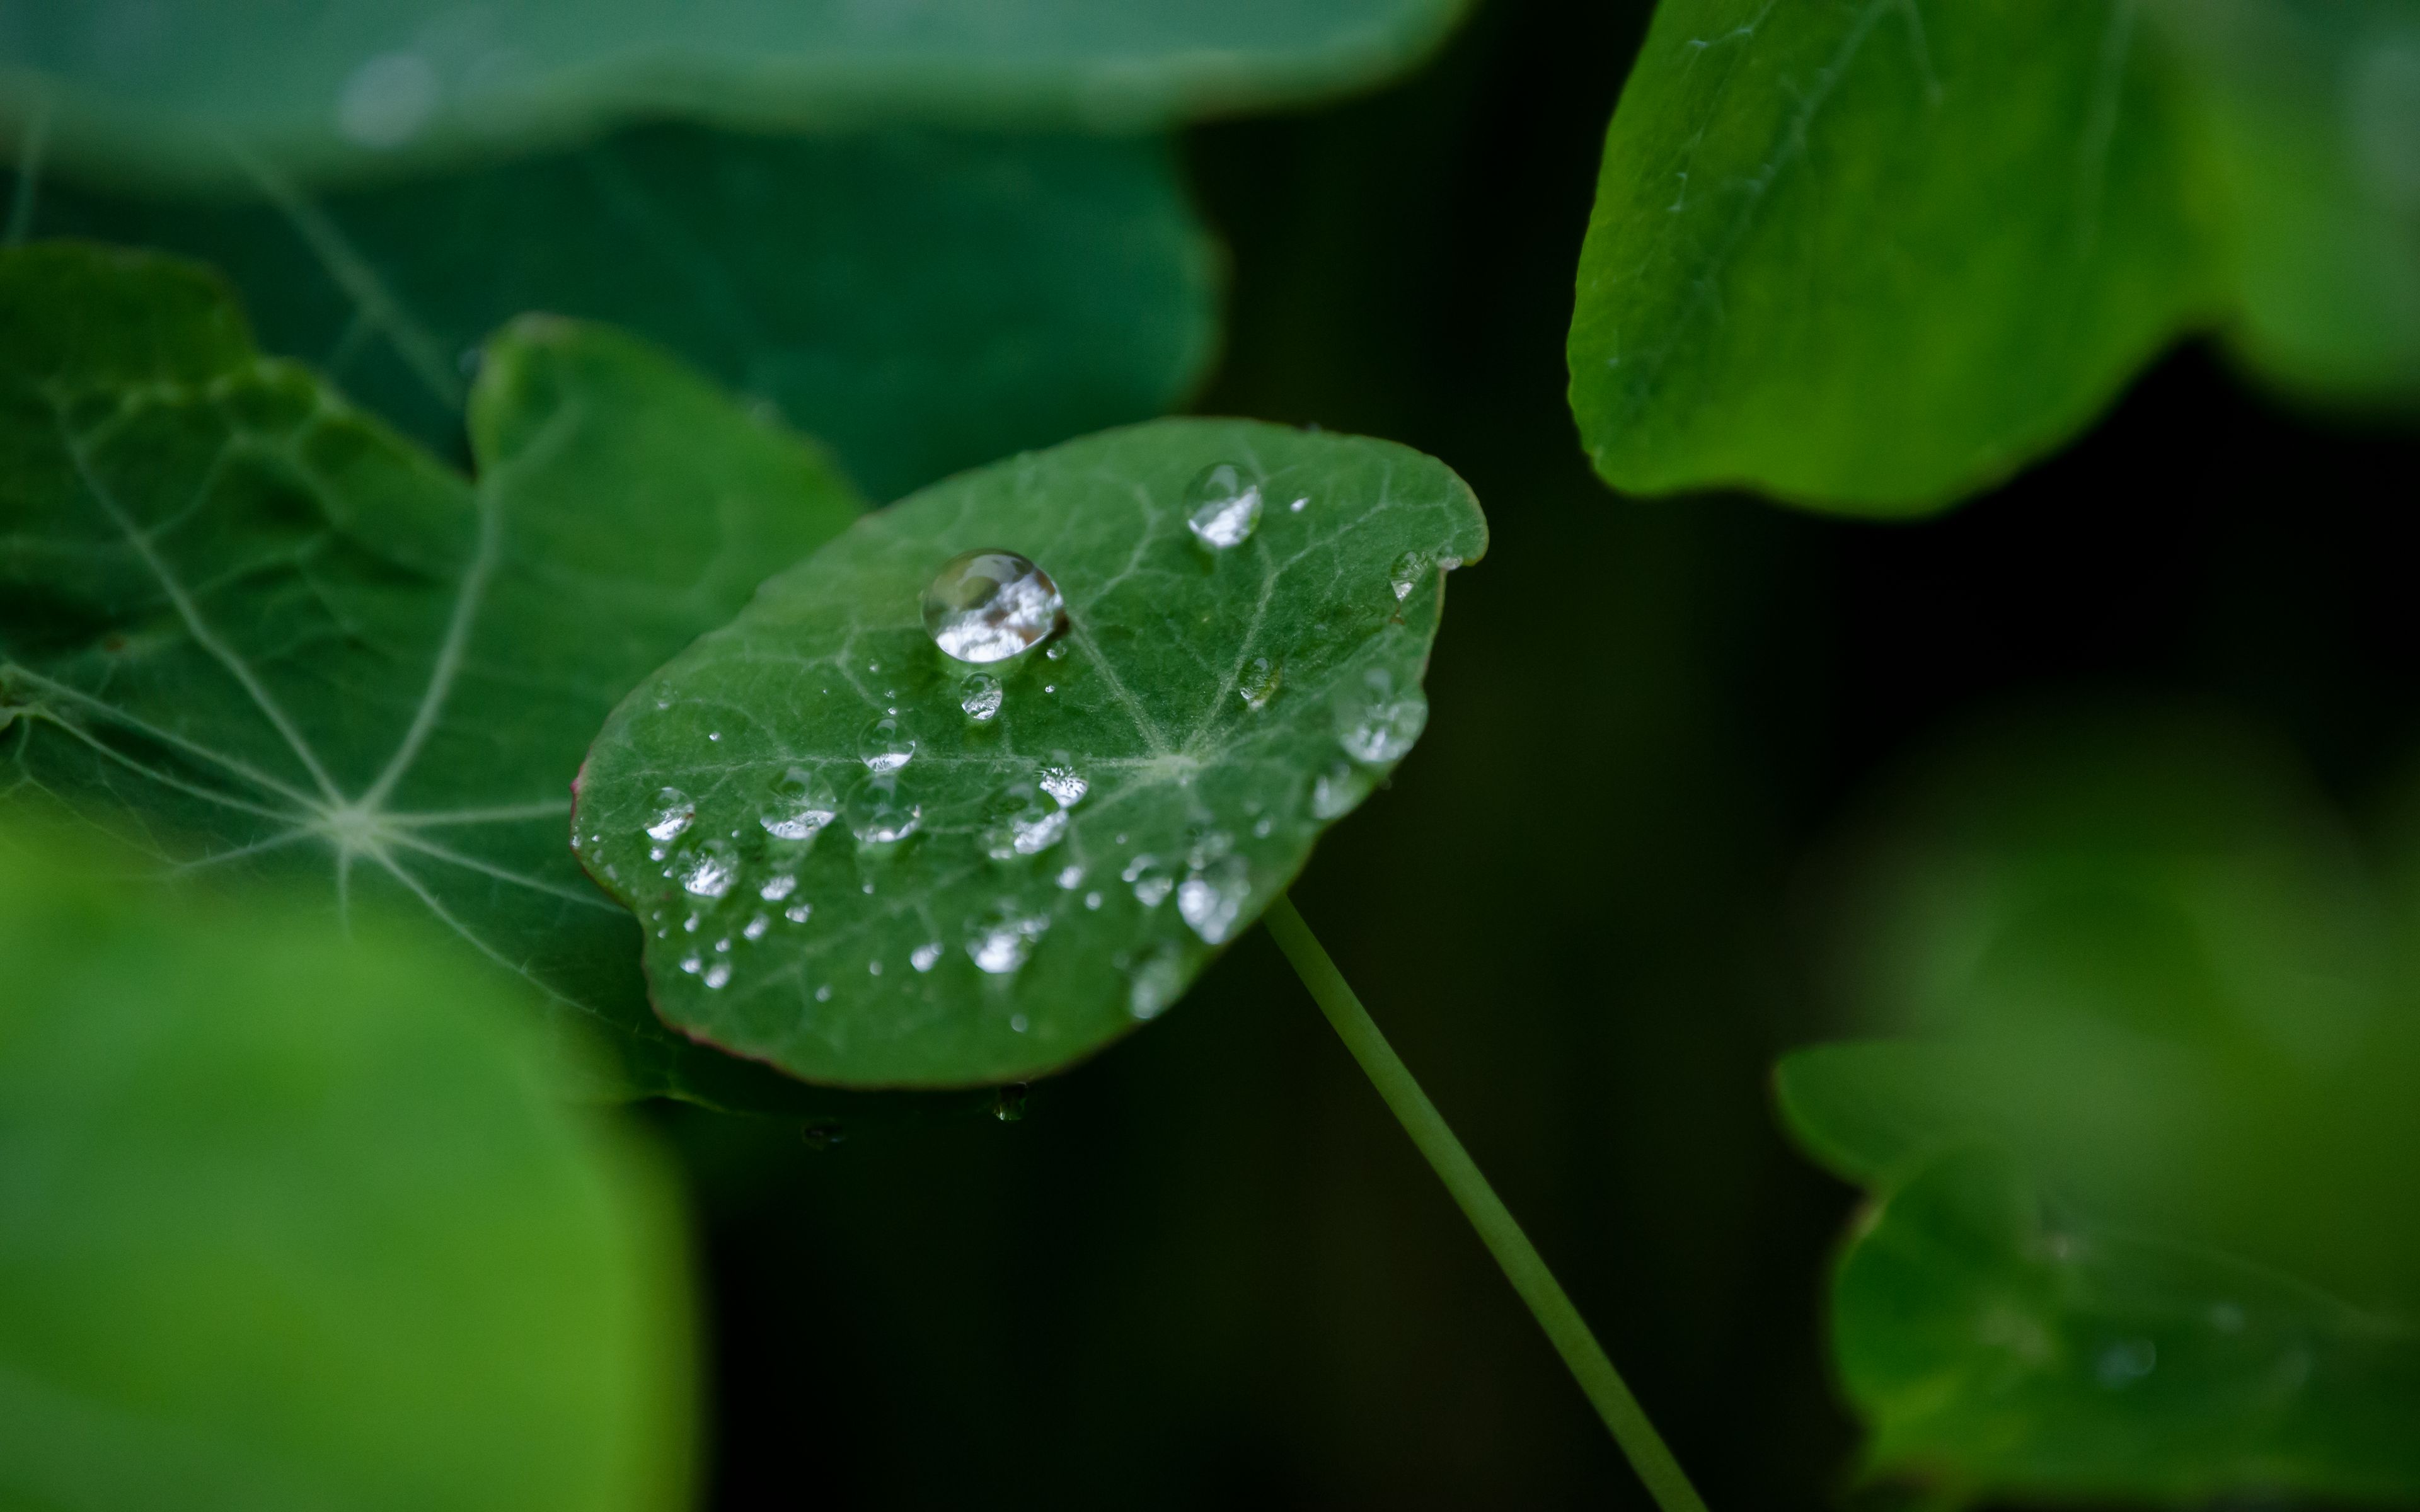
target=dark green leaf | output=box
[573,418,1487,1087]
[0,826,694,1511]
[0,242,887,1113]
[1568,0,2221,513]
[11,125,1221,500]
[4,0,1471,188]
[1835,1148,2420,1503]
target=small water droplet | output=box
[1238,656,1281,711]
[846,772,923,845]
[1388,551,1429,602]
[761,765,840,840]
[1056,864,1085,890]
[1177,854,1251,944]
[1044,643,1067,662]
[713,936,732,953]
[707,730,722,742]
[1129,946,1185,1020]
[922,549,1064,663]
[743,914,771,941]
[1085,890,1103,910]
[760,873,798,902]
[1289,495,1309,513]
[703,961,733,990]
[1184,462,1262,549]
[911,942,944,973]
[786,902,814,924]
[858,715,916,772]
[982,778,1071,861]
[966,903,1050,974]
[1124,854,1175,908]
[645,788,694,842]
[868,959,883,976]
[2095,1338,2157,1388]
[1253,816,1275,838]
[679,953,703,975]
[960,672,1005,723]
[1037,765,1088,806]
[1335,667,1428,763]
[678,839,740,898]
[1310,760,1371,820]
[683,915,701,934]
[992,1083,1030,1121]
[815,983,833,1002]
[1010,1013,1030,1033]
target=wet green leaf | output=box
[1835,1148,2420,1503]
[0,827,694,1512]
[573,418,1487,1087]
[1568,0,2221,513]
[11,125,1221,500]
[0,242,884,1112]
[2162,0,2420,408]
[4,0,1472,188]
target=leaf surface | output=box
[1835,1148,2420,1503]
[573,418,1487,1087]
[0,827,693,1512]
[11,125,1220,500]
[1568,0,2221,513]
[3,0,1471,187]
[0,243,882,1112]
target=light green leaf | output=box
[3,0,1472,188]
[1835,1148,2420,1503]
[572,418,1487,1087]
[9,125,1221,500]
[2158,0,2420,408]
[0,826,694,1512]
[0,241,896,1113]
[1568,0,2222,514]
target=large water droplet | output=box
[1177,855,1250,944]
[922,549,1064,663]
[1038,764,1088,806]
[678,838,740,899]
[846,772,922,845]
[1310,760,1371,820]
[982,779,1070,861]
[966,903,1050,975]
[1238,656,1281,711]
[645,788,694,843]
[1129,946,1185,1021]
[1389,551,1427,602]
[761,765,839,840]
[960,672,1004,723]
[858,714,916,772]
[1335,667,1428,764]
[1184,462,1262,549]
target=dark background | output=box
[664,1,2420,1505]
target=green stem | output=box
[1264,894,1710,1512]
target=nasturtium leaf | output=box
[3,0,1472,189]
[11,125,1221,500]
[573,418,1488,1088]
[2158,0,2420,408]
[0,828,694,1512]
[1834,1148,2420,1503]
[1568,0,2222,513]
[0,242,878,1112]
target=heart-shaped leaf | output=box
[0,824,693,1512]
[12,125,1220,501]
[0,243,884,1113]
[1835,1148,2420,1503]
[7,0,1472,188]
[1568,0,2219,513]
[572,418,1487,1087]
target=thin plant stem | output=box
[1264,893,1710,1512]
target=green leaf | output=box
[572,418,1487,1087]
[0,825,694,1512]
[4,0,1471,188]
[10,125,1221,501]
[0,241,890,1113]
[2158,0,2420,408]
[1567,0,2222,514]
[1835,1148,2420,1503]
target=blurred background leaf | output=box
[0,0,1475,188]
[7,126,1221,501]
[0,824,694,1511]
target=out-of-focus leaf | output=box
[0,828,694,1512]
[0,0,1472,188]
[1835,1148,2420,1504]
[2158,0,2420,408]
[573,418,1487,1087]
[1568,0,2220,514]
[0,242,919,1116]
[9,125,1221,500]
